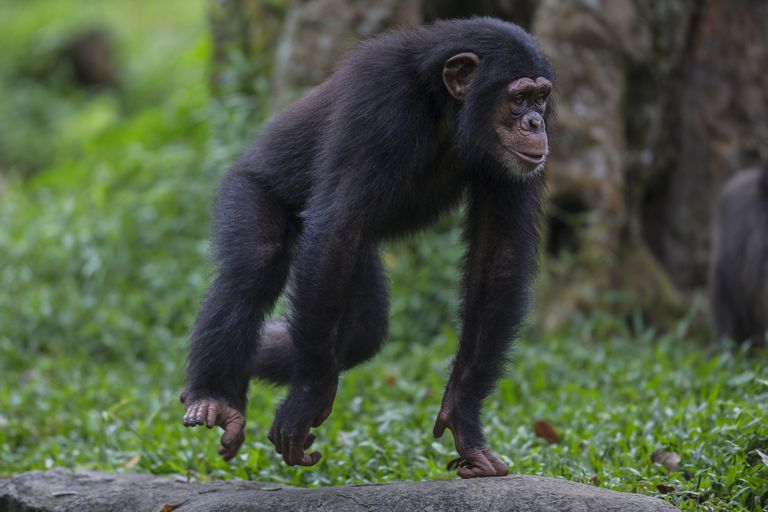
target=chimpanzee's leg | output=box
[258,238,386,466]
[247,245,388,381]
[181,169,294,460]
[337,245,389,369]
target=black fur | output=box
[761,164,768,196]
[710,165,768,343]
[184,17,554,462]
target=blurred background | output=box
[0,0,766,509]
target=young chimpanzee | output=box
[710,165,768,344]
[181,17,554,478]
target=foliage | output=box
[0,2,766,512]
[385,215,464,348]
[0,0,206,176]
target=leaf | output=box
[533,420,560,444]
[651,449,681,472]
[159,503,185,512]
[756,449,768,468]
[123,454,141,468]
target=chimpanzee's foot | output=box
[433,402,509,478]
[181,393,246,461]
[267,378,337,467]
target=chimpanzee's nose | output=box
[522,112,544,133]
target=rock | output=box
[0,469,677,512]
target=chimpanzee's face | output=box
[493,77,551,177]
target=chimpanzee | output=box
[710,165,768,343]
[181,17,554,479]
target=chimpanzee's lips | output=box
[510,148,547,165]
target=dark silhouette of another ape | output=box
[181,18,554,478]
[710,165,768,343]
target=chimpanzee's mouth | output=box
[510,148,546,165]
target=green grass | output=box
[1,313,766,511]
[1,2,767,511]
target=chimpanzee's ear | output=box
[442,52,480,100]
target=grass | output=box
[1,313,766,511]
[0,2,766,511]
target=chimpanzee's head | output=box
[441,25,554,178]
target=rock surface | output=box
[0,469,677,512]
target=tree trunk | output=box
[209,0,286,97]
[209,0,768,330]
[642,0,768,291]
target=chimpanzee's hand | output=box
[181,391,246,461]
[433,391,509,478]
[268,378,338,467]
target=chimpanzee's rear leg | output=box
[336,246,389,370]
[247,245,388,385]
[246,246,388,465]
[181,169,294,460]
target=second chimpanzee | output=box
[710,165,768,344]
[181,17,554,478]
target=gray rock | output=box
[0,469,677,512]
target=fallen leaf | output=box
[656,484,675,494]
[533,420,560,444]
[589,475,600,486]
[159,503,185,512]
[123,454,140,468]
[651,449,681,472]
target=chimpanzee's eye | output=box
[513,95,525,105]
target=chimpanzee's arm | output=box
[267,184,366,466]
[434,172,544,478]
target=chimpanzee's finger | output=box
[194,404,208,426]
[456,449,507,478]
[483,449,509,475]
[267,425,280,453]
[280,434,292,464]
[304,432,317,450]
[219,418,245,461]
[183,403,200,426]
[205,405,218,429]
[457,455,492,478]
[286,436,321,466]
